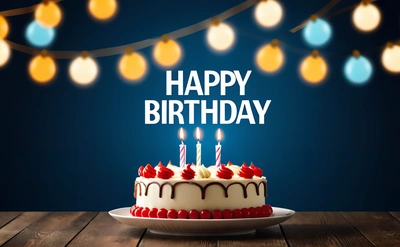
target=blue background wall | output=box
[1,0,399,211]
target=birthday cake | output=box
[130,161,273,219]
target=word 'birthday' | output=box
[144,70,272,124]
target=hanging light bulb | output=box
[256,39,284,73]
[300,50,328,84]
[69,51,99,86]
[254,0,283,28]
[381,42,400,73]
[0,15,9,39]
[303,15,332,47]
[25,20,56,47]
[153,34,182,67]
[344,50,373,85]
[29,50,57,84]
[118,46,147,81]
[352,0,381,32]
[206,18,235,52]
[0,39,11,67]
[88,0,118,20]
[35,0,63,28]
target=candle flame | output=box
[196,127,200,141]
[180,127,184,141]
[217,128,221,142]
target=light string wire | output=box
[0,0,370,60]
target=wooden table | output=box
[0,212,400,247]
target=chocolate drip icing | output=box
[134,180,267,200]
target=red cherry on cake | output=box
[167,209,178,219]
[182,164,196,180]
[143,164,156,178]
[141,207,150,217]
[238,163,255,179]
[138,166,144,177]
[189,210,199,219]
[134,207,143,217]
[216,165,234,179]
[178,210,188,219]
[256,207,264,217]
[200,210,211,219]
[262,204,273,217]
[157,208,168,218]
[249,207,257,218]
[149,208,158,218]
[222,209,233,219]
[250,162,263,177]
[241,208,251,218]
[232,209,243,218]
[212,210,223,219]
[157,165,175,179]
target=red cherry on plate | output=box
[232,209,243,218]
[249,207,257,218]
[130,206,136,216]
[149,208,158,218]
[212,210,223,219]
[200,210,211,219]
[178,210,188,219]
[255,207,264,218]
[222,209,233,219]
[157,208,168,218]
[134,207,143,217]
[241,208,251,218]
[141,207,150,217]
[167,209,178,219]
[189,210,199,219]
[262,204,273,217]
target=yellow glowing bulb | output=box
[300,50,328,84]
[69,51,99,86]
[352,1,381,32]
[254,0,283,28]
[0,15,9,39]
[88,0,118,20]
[381,42,400,73]
[207,19,235,52]
[0,40,11,67]
[35,0,63,28]
[118,47,147,81]
[29,51,57,84]
[153,35,182,67]
[256,39,284,73]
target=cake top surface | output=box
[137,162,265,180]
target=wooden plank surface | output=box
[342,212,400,247]
[0,212,48,246]
[390,212,400,221]
[139,230,218,247]
[218,225,288,247]
[0,213,21,229]
[67,212,146,247]
[280,212,373,247]
[2,212,97,247]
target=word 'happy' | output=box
[145,70,271,124]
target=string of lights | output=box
[0,0,399,87]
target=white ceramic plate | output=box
[109,207,295,236]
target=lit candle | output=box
[179,128,186,168]
[215,128,222,167]
[196,127,201,167]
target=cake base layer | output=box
[134,177,267,211]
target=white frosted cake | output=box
[130,162,273,219]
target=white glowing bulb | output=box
[207,21,235,52]
[217,128,221,142]
[0,40,11,67]
[352,2,381,32]
[180,127,184,141]
[69,53,99,86]
[381,44,400,73]
[254,0,283,28]
[196,127,200,141]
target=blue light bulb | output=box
[25,21,56,48]
[303,18,332,47]
[344,52,373,85]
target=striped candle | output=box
[196,127,201,167]
[179,128,186,168]
[215,128,222,167]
